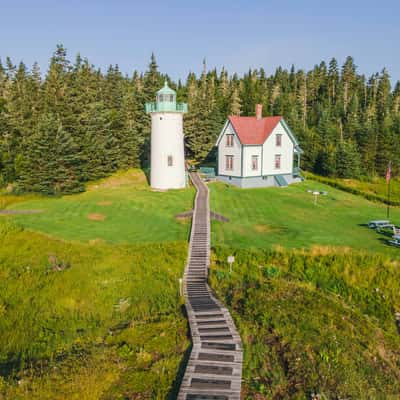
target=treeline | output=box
[0,45,399,194]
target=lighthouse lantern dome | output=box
[145,81,187,113]
[157,81,176,104]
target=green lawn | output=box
[0,170,193,398]
[3,169,194,244]
[210,180,400,256]
[2,171,400,399]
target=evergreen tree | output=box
[336,140,362,178]
[1,48,400,192]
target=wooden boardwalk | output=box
[177,172,243,400]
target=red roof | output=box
[228,115,282,145]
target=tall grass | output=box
[305,172,400,206]
[0,221,189,399]
[210,246,400,399]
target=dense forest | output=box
[0,45,399,194]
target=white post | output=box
[227,255,235,273]
[313,191,320,206]
[179,278,183,296]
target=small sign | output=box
[227,255,235,273]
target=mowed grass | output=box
[3,169,194,244]
[209,180,400,256]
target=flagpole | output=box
[387,177,391,219]
[386,161,392,220]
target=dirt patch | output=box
[97,201,113,206]
[87,213,106,221]
[254,224,282,233]
[0,209,43,215]
[89,238,106,245]
[175,210,193,220]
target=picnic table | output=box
[389,235,400,247]
[368,220,393,231]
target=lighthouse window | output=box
[167,155,173,166]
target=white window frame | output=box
[251,155,259,171]
[276,134,282,147]
[225,155,234,171]
[275,154,281,170]
[226,134,234,147]
[167,155,173,167]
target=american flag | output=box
[386,161,392,183]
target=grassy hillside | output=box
[210,180,400,256]
[2,171,400,399]
[2,169,194,244]
[0,221,189,399]
[0,170,194,399]
[209,247,400,399]
[305,172,400,206]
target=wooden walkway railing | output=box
[177,172,243,400]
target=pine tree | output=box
[336,140,362,178]
[228,86,241,115]
[18,114,83,194]
[1,49,400,191]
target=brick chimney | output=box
[256,104,262,120]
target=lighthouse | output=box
[145,82,188,190]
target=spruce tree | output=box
[336,140,362,178]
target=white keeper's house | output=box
[215,104,303,188]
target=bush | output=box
[305,172,400,206]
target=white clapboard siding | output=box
[218,122,242,177]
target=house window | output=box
[275,154,281,169]
[226,134,234,147]
[276,134,282,147]
[225,155,234,171]
[251,155,258,170]
[167,155,173,166]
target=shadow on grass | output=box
[0,358,21,379]
[167,304,192,400]
[143,168,151,186]
[377,237,400,248]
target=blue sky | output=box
[1,0,399,84]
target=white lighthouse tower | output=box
[145,82,188,190]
